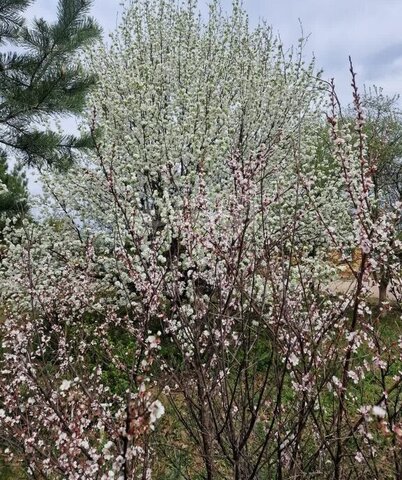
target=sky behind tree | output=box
[25,0,402,103]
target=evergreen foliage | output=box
[0,0,101,168]
[0,0,101,225]
[0,0,31,44]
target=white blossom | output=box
[371,405,387,418]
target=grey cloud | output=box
[363,43,402,79]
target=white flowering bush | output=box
[0,1,402,479]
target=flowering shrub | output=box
[0,1,401,479]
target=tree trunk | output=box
[378,274,389,307]
[197,377,214,480]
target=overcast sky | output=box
[26,0,402,103]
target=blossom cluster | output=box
[0,1,401,479]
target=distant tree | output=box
[313,84,402,304]
[361,87,402,209]
[357,87,402,304]
[0,0,101,169]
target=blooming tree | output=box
[352,86,402,306]
[0,1,402,479]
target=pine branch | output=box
[0,0,101,170]
[0,0,31,44]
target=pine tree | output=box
[0,0,101,169]
[0,0,100,228]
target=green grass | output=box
[0,458,26,480]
